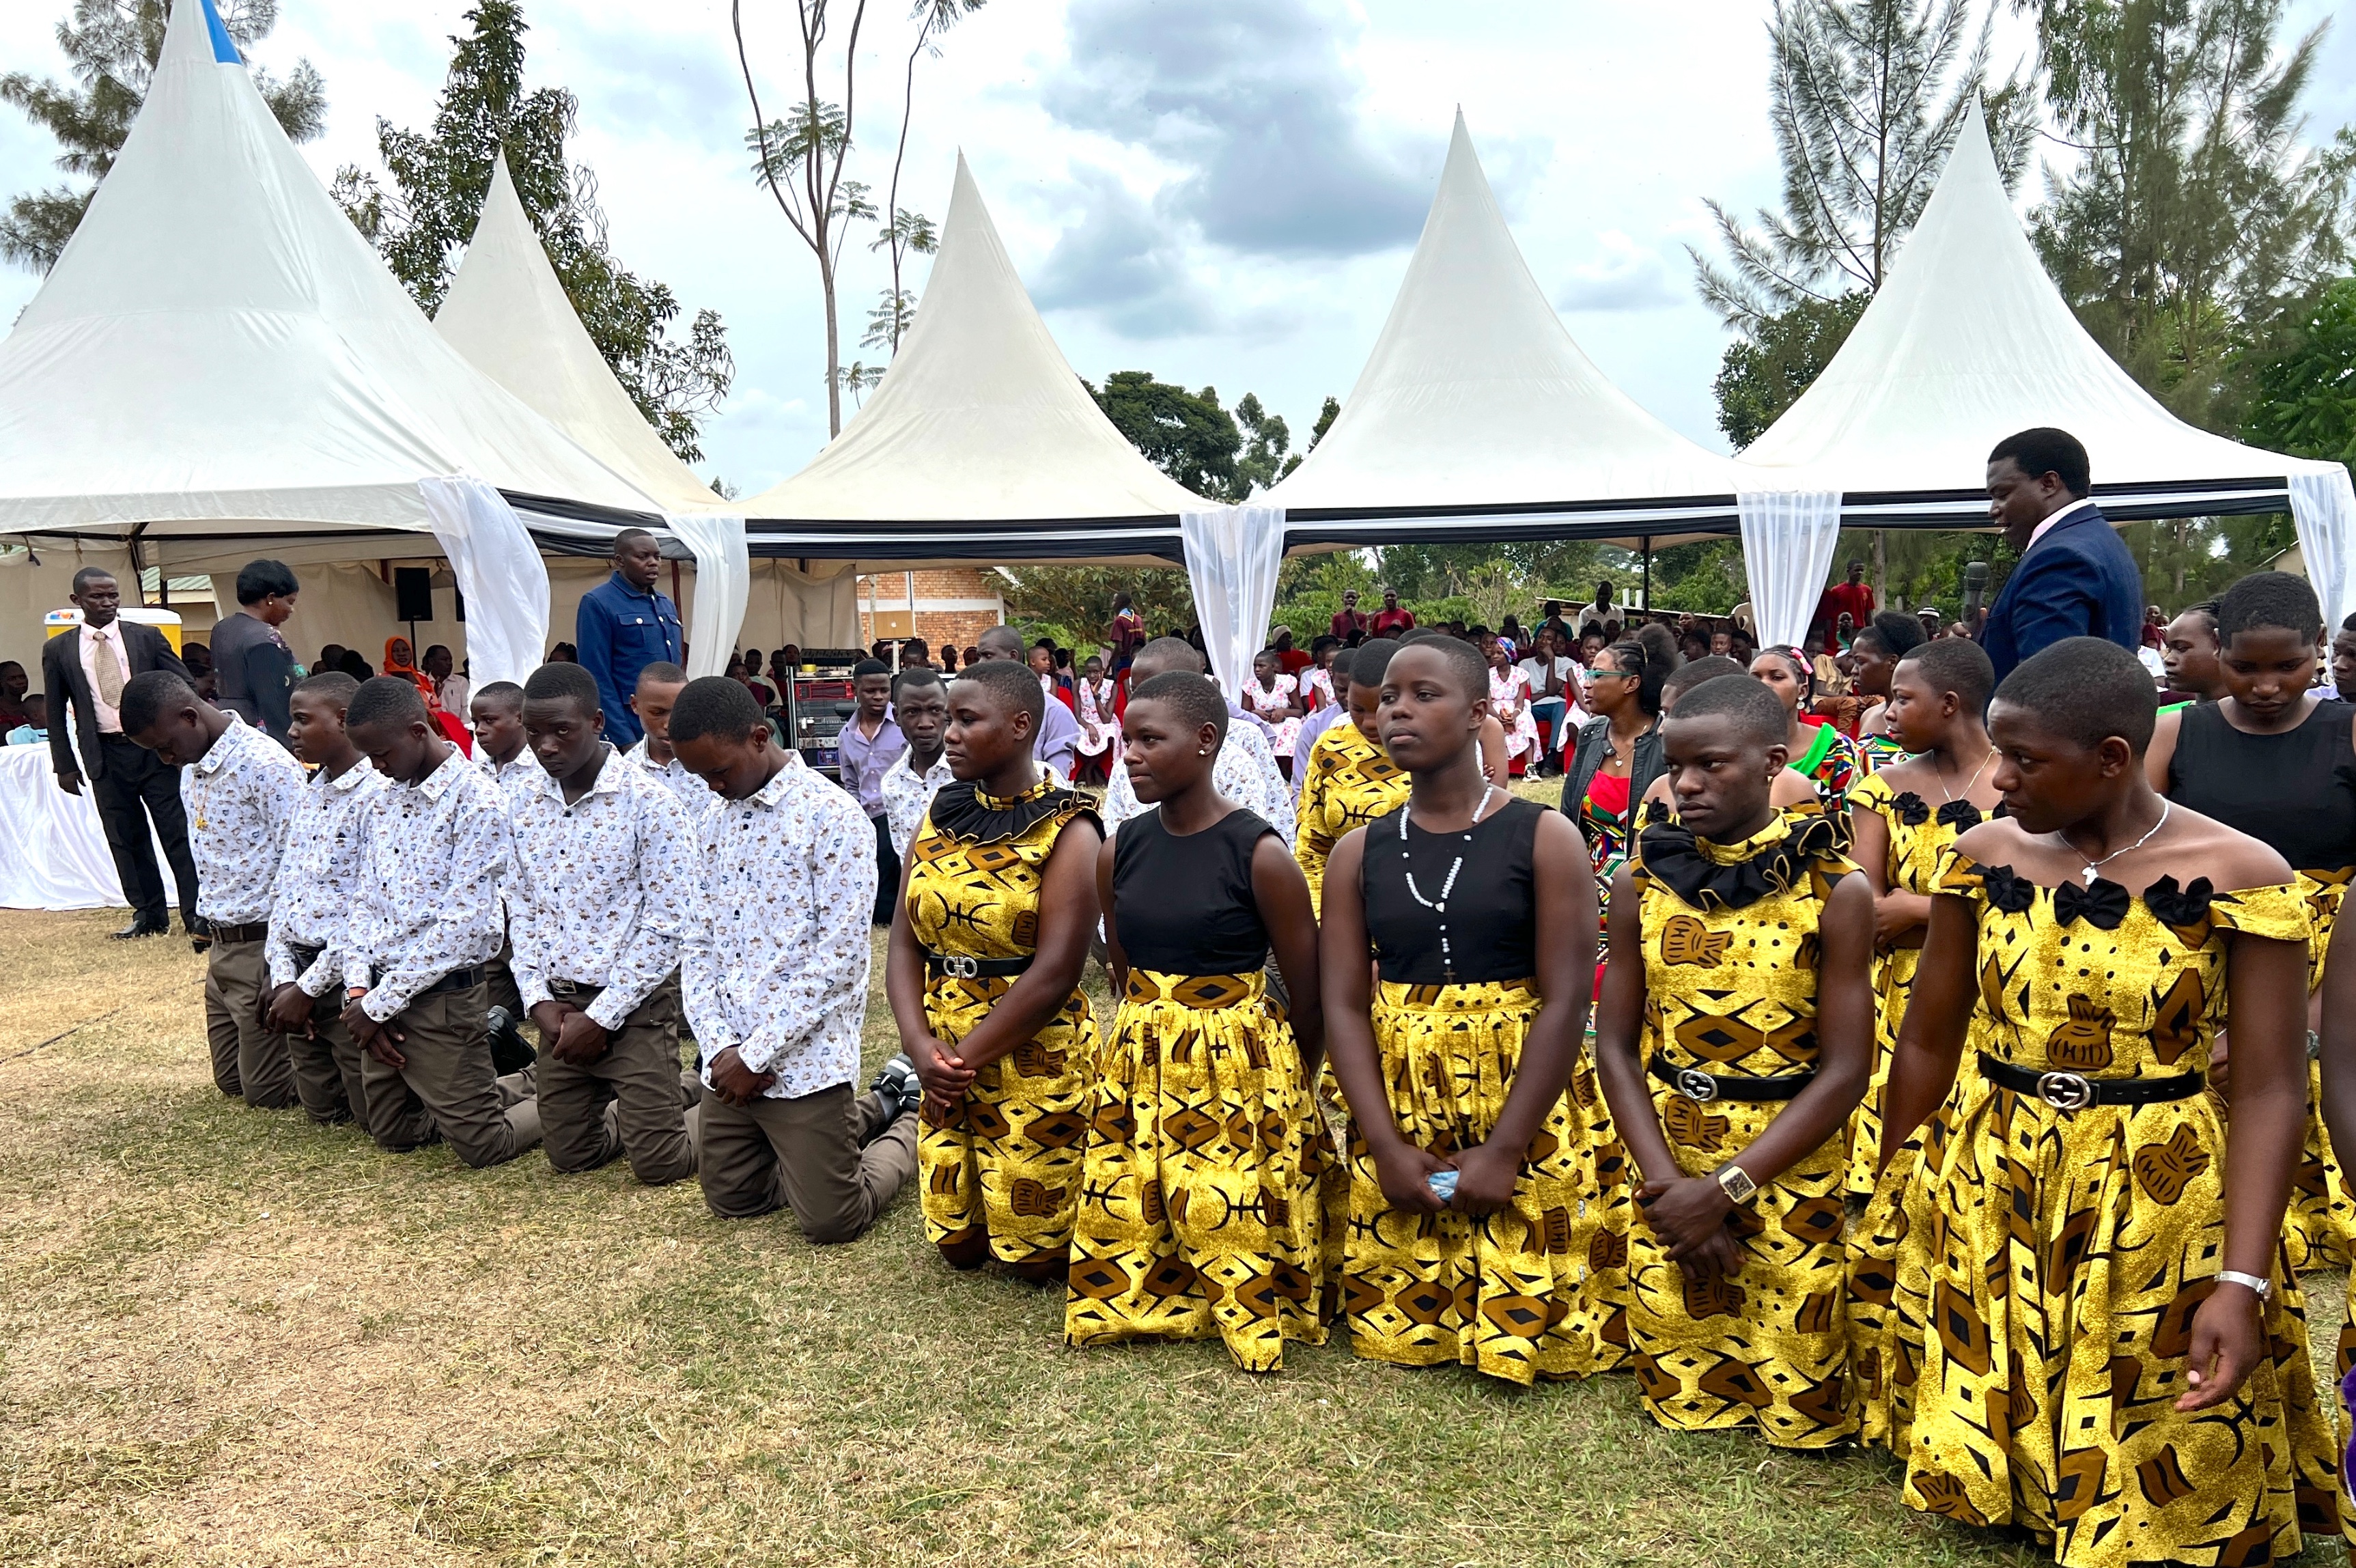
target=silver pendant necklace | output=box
[1401,784,1498,982]
[2055,800,2170,885]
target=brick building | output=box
[855,567,1005,654]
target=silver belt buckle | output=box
[940,955,979,979]
[549,977,578,999]
[2036,1070,2094,1111]
[1676,1067,1720,1103]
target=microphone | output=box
[1963,561,1990,626]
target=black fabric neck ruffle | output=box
[927,778,1095,846]
[1638,808,1846,912]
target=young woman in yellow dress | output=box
[1320,636,1601,1384]
[1064,671,1333,1371]
[1842,636,2000,1205]
[888,659,1103,1283]
[1867,636,2344,1565]
[1294,636,1409,917]
[1594,673,1875,1448]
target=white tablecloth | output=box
[0,741,189,910]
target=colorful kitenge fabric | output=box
[1788,720,1860,813]
[1342,979,1593,1384]
[1625,809,1860,1448]
[911,778,1100,1267]
[1293,721,1409,919]
[2286,866,2355,1272]
[1853,850,2346,1565]
[1065,968,1336,1371]
[1577,770,1634,967]
[1855,730,1911,774]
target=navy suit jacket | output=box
[574,572,683,747]
[1980,502,2144,687]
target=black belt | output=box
[417,966,486,998]
[923,947,1032,980]
[209,921,269,945]
[546,977,606,1001]
[1976,1050,2204,1110]
[1650,1052,1815,1103]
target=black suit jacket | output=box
[41,620,193,784]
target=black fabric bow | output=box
[1637,810,1845,913]
[2053,877,2133,930]
[1976,863,2038,914]
[1891,791,1931,826]
[1935,800,1984,830]
[2142,875,2216,929]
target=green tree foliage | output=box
[1001,565,1196,655]
[333,1,733,464]
[1086,372,1244,500]
[2241,275,2356,463]
[1234,393,1303,495]
[1713,292,1871,447]
[1,0,324,272]
[2023,0,2355,433]
[1692,0,2029,328]
[869,0,985,357]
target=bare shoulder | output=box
[2167,807,2295,891]
[1952,816,2032,865]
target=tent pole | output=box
[1641,537,1652,612]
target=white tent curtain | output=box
[665,512,750,678]
[1181,504,1287,699]
[1736,489,1845,649]
[417,476,550,688]
[2289,465,2356,632]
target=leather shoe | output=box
[111,916,169,940]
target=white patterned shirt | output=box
[625,736,716,820]
[474,746,540,807]
[339,747,512,1022]
[180,713,306,925]
[265,758,389,994]
[682,753,876,1099]
[1102,714,1296,848]
[506,746,698,1030]
[882,748,956,860]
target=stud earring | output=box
[1198,746,1211,755]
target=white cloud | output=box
[1556,231,1685,313]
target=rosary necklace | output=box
[2054,800,2170,886]
[1401,783,1498,982]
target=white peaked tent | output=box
[1735,103,2356,641]
[738,154,1209,564]
[0,0,666,684]
[434,155,856,669]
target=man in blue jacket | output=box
[1979,427,2144,686]
[576,529,683,747]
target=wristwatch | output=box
[1713,1163,1758,1205]
[2215,1269,2271,1301]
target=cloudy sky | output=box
[1,0,2350,496]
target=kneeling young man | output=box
[1594,673,1874,1448]
[509,662,701,1185]
[339,677,542,1166]
[671,676,919,1240]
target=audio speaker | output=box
[393,567,434,622]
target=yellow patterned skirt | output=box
[1064,969,1337,1371]
[1845,942,1922,1199]
[2285,869,2353,1271]
[1627,1078,1855,1448]
[918,972,1096,1266]
[1342,979,1591,1384]
[1565,1047,1631,1371]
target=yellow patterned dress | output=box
[2285,867,2354,1271]
[910,778,1099,1268]
[1344,796,1593,1384]
[1623,809,1860,1448]
[1065,807,1334,1371]
[1294,719,1408,919]
[1842,772,1993,1199]
[1862,850,2345,1565]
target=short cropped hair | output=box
[293,669,359,706]
[1664,664,1789,746]
[346,675,430,733]
[975,626,1026,660]
[1128,671,1228,740]
[118,670,197,734]
[1897,636,1995,713]
[634,661,688,689]
[234,558,298,604]
[473,680,524,713]
[671,675,765,746]
[1351,637,1403,689]
[2217,571,2323,643]
[613,527,656,552]
[1989,427,2092,498]
[852,658,892,680]
[1854,608,1926,660]
[523,660,602,714]
[1392,633,1487,703]
[1329,647,1356,684]
[1993,636,2155,754]
[1131,636,1205,678]
[891,666,945,700]
[953,657,1044,725]
[1661,654,1746,704]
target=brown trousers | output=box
[698,1081,916,1242]
[359,980,542,1168]
[539,979,698,1186]
[205,937,295,1110]
[286,994,362,1126]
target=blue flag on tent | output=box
[199,0,242,64]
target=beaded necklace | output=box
[1398,783,1498,983]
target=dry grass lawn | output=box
[0,904,2343,1566]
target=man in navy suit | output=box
[1978,427,2145,686]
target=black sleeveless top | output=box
[1112,807,1276,975]
[2168,699,2356,872]
[1362,795,1543,985]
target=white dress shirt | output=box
[506,746,699,1031]
[339,748,512,1021]
[266,757,389,994]
[1102,713,1296,848]
[624,736,716,819]
[682,754,877,1100]
[473,746,541,807]
[882,748,957,861]
[181,714,306,925]
[79,622,133,734]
